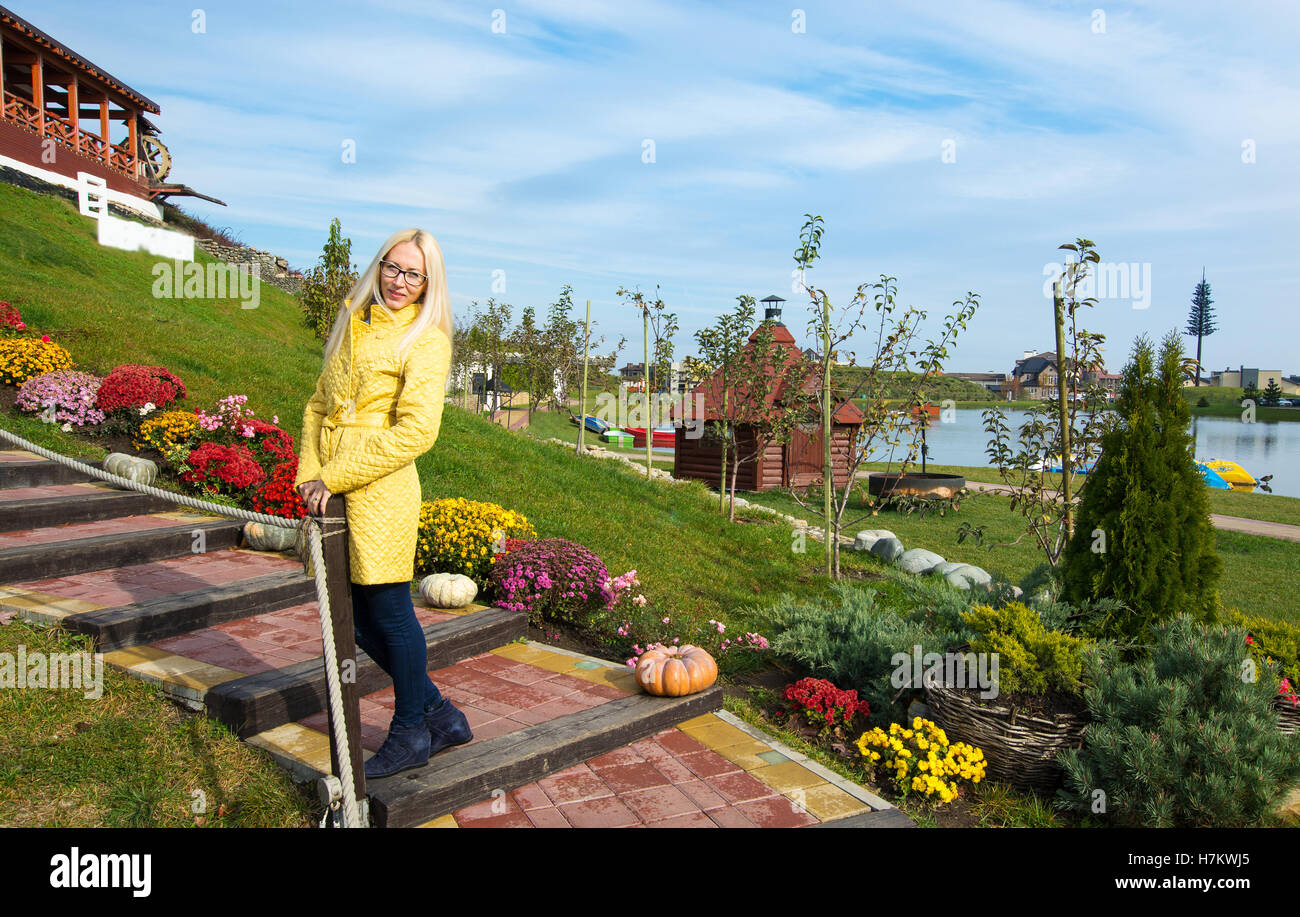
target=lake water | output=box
[904,409,1300,499]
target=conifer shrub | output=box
[1058,616,1300,827]
[962,602,1090,697]
[767,582,966,724]
[1061,332,1222,642]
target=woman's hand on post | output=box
[296,480,333,516]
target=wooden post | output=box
[319,494,367,816]
[1,38,7,113]
[127,110,138,175]
[68,76,79,152]
[99,96,109,159]
[31,53,42,136]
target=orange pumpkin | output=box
[635,645,718,697]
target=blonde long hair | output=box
[320,228,454,369]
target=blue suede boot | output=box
[365,719,432,780]
[424,698,473,755]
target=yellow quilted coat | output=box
[293,299,451,584]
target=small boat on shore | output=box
[569,413,610,436]
[1199,459,1269,492]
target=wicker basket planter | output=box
[924,681,1088,794]
[1275,697,1300,736]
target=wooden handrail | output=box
[2,90,139,181]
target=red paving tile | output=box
[620,785,700,823]
[676,778,729,812]
[0,483,108,502]
[678,749,742,779]
[558,796,640,828]
[0,514,203,549]
[524,806,571,828]
[704,771,775,805]
[736,795,820,828]
[706,806,757,828]
[646,811,718,828]
[652,728,706,756]
[588,747,645,769]
[538,766,613,805]
[596,761,673,794]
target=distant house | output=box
[1210,367,1293,393]
[1011,351,1114,400]
[946,372,1007,393]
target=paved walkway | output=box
[963,481,1300,543]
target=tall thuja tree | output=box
[1184,269,1217,387]
[1062,331,1222,641]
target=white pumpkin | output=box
[419,573,479,608]
[104,452,158,488]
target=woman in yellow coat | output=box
[293,228,472,779]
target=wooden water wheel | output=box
[139,135,172,183]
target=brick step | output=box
[61,570,317,652]
[0,513,242,584]
[201,606,525,738]
[367,687,724,827]
[0,455,105,488]
[0,483,181,531]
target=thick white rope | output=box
[0,428,364,828]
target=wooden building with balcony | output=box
[0,5,219,206]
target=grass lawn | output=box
[742,482,1300,624]
[0,619,315,827]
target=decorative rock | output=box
[870,536,905,562]
[944,564,992,590]
[906,699,931,722]
[897,548,945,575]
[243,521,298,552]
[931,561,967,577]
[854,529,896,552]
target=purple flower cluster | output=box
[487,538,610,626]
[16,370,106,427]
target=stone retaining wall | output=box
[193,239,304,295]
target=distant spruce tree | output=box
[1262,379,1284,407]
[1183,269,1217,386]
[1061,331,1222,642]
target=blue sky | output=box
[25,0,1300,375]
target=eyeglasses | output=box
[379,260,428,287]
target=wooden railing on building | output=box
[1,90,139,180]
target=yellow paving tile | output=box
[797,783,872,821]
[416,814,459,828]
[678,721,753,748]
[171,662,243,691]
[712,740,773,770]
[490,644,552,665]
[677,712,721,728]
[247,723,333,773]
[749,761,827,794]
[103,645,173,667]
[568,666,637,690]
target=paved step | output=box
[203,606,525,737]
[367,686,724,827]
[0,513,241,584]
[0,455,105,488]
[249,643,907,828]
[0,482,181,532]
[60,570,316,651]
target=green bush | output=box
[1058,616,1300,827]
[962,602,1090,697]
[767,582,962,725]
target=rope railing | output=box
[0,428,365,828]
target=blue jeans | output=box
[349,581,444,729]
